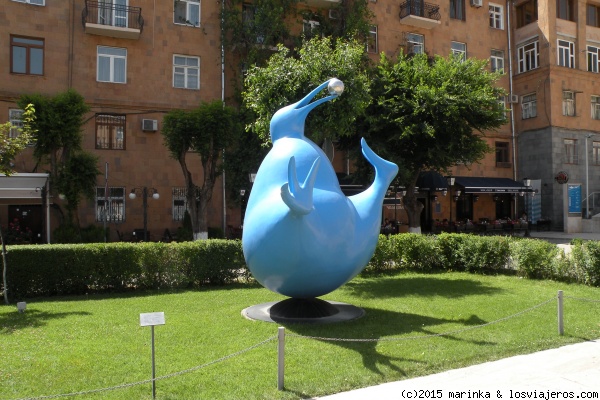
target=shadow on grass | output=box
[11,281,266,304]
[285,306,492,377]
[344,274,503,299]
[0,309,92,334]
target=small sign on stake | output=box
[140,312,165,399]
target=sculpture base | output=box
[242,298,364,324]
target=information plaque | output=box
[140,312,165,327]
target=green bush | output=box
[458,235,511,273]
[3,240,247,298]
[53,224,108,243]
[571,241,600,286]
[510,239,561,279]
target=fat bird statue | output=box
[242,78,398,300]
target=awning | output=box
[0,173,51,243]
[0,173,49,198]
[416,171,448,192]
[454,176,528,194]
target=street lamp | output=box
[523,178,531,237]
[447,176,455,224]
[129,187,159,241]
[240,189,246,227]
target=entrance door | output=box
[8,205,44,244]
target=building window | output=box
[557,40,575,68]
[516,0,537,28]
[495,142,510,167]
[174,0,200,27]
[303,20,320,38]
[593,96,600,120]
[522,93,537,119]
[563,91,575,116]
[557,0,574,21]
[450,0,465,21]
[96,114,125,150]
[12,0,45,4]
[367,25,378,54]
[96,187,125,223]
[517,40,539,73]
[490,49,504,73]
[406,33,424,54]
[588,46,600,73]
[489,4,504,29]
[588,4,600,27]
[173,55,200,90]
[8,109,24,139]
[11,36,44,75]
[593,141,600,165]
[564,139,578,164]
[172,187,188,221]
[451,41,466,61]
[97,46,126,83]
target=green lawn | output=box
[1,272,599,400]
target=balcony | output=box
[82,1,144,40]
[399,0,441,29]
[304,0,341,9]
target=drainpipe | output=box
[507,0,518,217]
[221,0,227,235]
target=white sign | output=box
[140,312,165,327]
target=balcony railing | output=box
[399,0,441,29]
[82,0,144,39]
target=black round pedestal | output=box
[242,298,364,324]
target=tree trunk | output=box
[403,193,424,234]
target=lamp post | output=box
[129,187,159,241]
[240,189,246,227]
[447,176,455,224]
[523,178,531,237]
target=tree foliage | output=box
[0,104,35,176]
[242,36,372,145]
[359,53,507,230]
[17,90,99,225]
[221,0,373,68]
[162,101,241,239]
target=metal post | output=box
[142,186,148,242]
[151,325,157,398]
[277,326,285,390]
[557,290,564,336]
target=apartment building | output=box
[3,0,585,241]
[512,0,600,230]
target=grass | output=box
[1,272,599,400]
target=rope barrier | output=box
[13,336,277,400]
[564,295,600,303]
[287,297,556,343]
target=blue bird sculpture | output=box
[242,78,398,299]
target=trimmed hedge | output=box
[3,240,245,298]
[2,234,598,299]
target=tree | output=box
[0,104,34,175]
[221,0,373,73]
[162,101,241,240]
[0,104,35,304]
[242,36,372,145]
[17,90,99,226]
[360,53,507,233]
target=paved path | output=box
[315,339,600,399]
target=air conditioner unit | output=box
[470,0,482,7]
[508,94,519,104]
[142,119,158,132]
[328,9,340,19]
